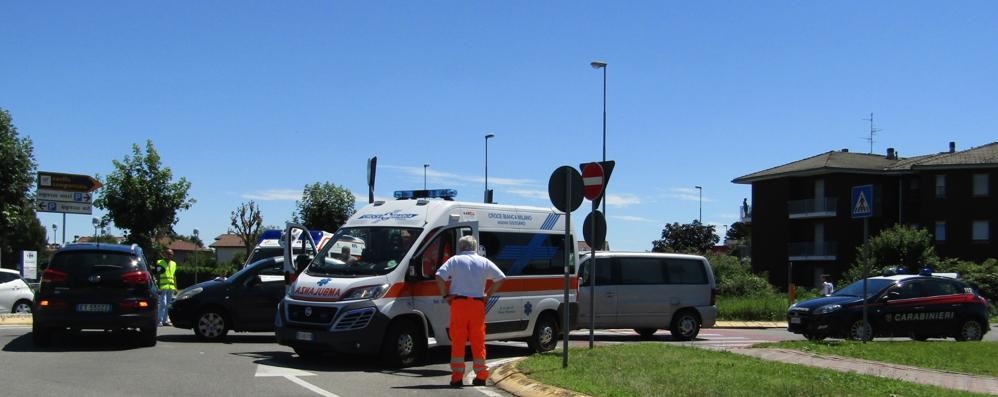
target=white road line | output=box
[256,363,340,397]
[284,375,342,397]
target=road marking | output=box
[255,363,341,397]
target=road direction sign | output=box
[38,171,102,192]
[37,188,93,203]
[581,162,604,201]
[36,200,93,215]
[583,210,607,250]
[547,166,583,213]
[851,185,874,218]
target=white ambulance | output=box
[275,189,577,367]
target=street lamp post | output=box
[92,218,99,241]
[485,133,495,203]
[694,186,703,223]
[51,224,58,246]
[423,164,429,190]
[591,60,607,243]
[193,228,199,284]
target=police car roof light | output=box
[394,189,458,200]
[258,229,283,242]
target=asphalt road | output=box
[0,325,993,397]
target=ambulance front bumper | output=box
[274,298,390,355]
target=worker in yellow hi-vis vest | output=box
[156,249,178,326]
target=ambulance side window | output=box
[417,229,457,279]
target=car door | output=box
[577,256,616,328]
[917,279,965,335]
[231,260,286,331]
[881,280,926,336]
[614,257,669,328]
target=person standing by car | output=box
[157,249,178,326]
[435,236,506,387]
[820,274,835,296]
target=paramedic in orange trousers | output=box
[435,235,506,387]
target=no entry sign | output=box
[581,162,604,201]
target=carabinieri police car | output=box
[787,273,989,341]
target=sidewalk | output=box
[0,314,32,326]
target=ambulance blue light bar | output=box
[257,229,326,243]
[394,189,458,200]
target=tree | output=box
[94,140,194,255]
[725,221,751,258]
[230,201,264,259]
[0,108,46,268]
[843,223,937,282]
[293,182,356,231]
[651,220,719,254]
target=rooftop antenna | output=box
[861,112,881,154]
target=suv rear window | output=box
[49,251,142,276]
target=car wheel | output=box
[32,324,52,347]
[954,319,984,341]
[12,299,32,314]
[847,319,873,341]
[670,311,701,341]
[139,327,158,347]
[194,309,229,341]
[381,320,425,368]
[803,333,827,341]
[527,313,559,353]
[634,328,657,339]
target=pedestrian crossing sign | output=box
[851,185,874,218]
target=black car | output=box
[168,256,286,340]
[33,243,159,347]
[787,274,990,341]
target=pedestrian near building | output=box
[820,274,834,296]
[157,249,178,326]
[435,236,506,387]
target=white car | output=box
[0,268,34,313]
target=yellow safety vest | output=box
[157,259,177,290]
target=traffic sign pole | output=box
[562,169,571,369]
[589,199,596,349]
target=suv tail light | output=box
[710,288,717,306]
[42,268,69,285]
[118,298,152,311]
[121,270,150,285]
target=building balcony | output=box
[788,242,837,261]
[787,197,837,219]
[739,205,752,223]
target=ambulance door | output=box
[282,223,318,289]
[410,222,478,344]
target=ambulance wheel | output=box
[847,319,872,341]
[635,328,657,339]
[669,310,701,341]
[382,320,425,368]
[954,319,984,341]
[527,313,559,353]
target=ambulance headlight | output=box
[813,304,842,315]
[342,284,390,301]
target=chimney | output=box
[886,147,896,160]
[841,148,849,152]
[949,141,956,153]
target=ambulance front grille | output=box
[332,307,376,331]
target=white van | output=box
[576,251,717,340]
[275,189,577,366]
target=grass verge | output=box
[517,344,989,397]
[717,294,789,321]
[757,340,998,377]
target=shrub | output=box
[931,257,998,302]
[706,253,774,297]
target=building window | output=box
[973,174,989,197]
[972,220,990,242]
[935,175,946,198]
[935,222,946,242]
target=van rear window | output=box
[665,259,708,284]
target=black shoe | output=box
[472,378,487,386]
[449,380,462,388]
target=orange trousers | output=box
[448,298,488,382]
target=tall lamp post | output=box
[192,228,199,284]
[694,186,703,223]
[591,60,607,248]
[485,133,495,203]
[423,164,429,190]
[92,218,99,241]
[51,224,58,246]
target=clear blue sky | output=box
[4,2,996,252]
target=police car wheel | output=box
[954,320,984,341]
[847,319,872,341]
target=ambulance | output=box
[275,189,577,366]
[244,229,334,268]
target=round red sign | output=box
[582,162,604,200]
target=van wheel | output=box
[32,324,52,347]
[527,313,560,353]
[954,319,984,341]
[670,311,701,341]
[12,299,32,314]
[194,309,229,341]
[847,319,872,341]
[635,328,657,339]
[381,320,425,368]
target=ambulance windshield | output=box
[306,227,421,277]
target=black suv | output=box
[787,274,990,341]
[33,243,159,347]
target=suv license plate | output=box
[296,331,314,342]
[790,317,802,324]
[77,304,112,313]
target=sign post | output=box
[852,185,874,342]
[547,166,583,369]
[580,162,605,349]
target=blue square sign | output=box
[851,185,874,218]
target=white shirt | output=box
[821,281,834,296]
[435,251,506,298]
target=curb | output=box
[491,357,590,397]
[713,321,787,329]
[0,314,32,326]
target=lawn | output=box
[757,340,998,377]
[517,343,990,397]
[716,294,789,321]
